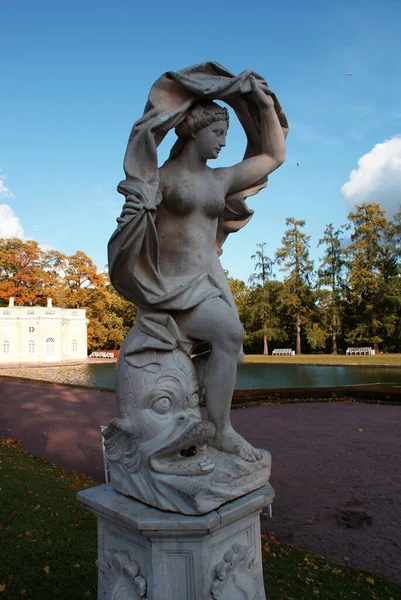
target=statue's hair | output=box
[175,101,229,138]
[168,100,229,160]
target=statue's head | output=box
[169,100,229,161]
[175,101,229,138]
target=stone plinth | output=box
[78,483,274,600]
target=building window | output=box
[72,339,78,352]
[29,326,35,333]
[72,310,78,316]
[27,309,34,315]
[46,338,56,357]
[28,340,35,354]
[45,309,56,315]
[3,310,10,316]
[3,340,10,354]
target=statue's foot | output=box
[211,427,263,463]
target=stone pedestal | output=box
[78,483,274,600]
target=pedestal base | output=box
[78,483,274,600]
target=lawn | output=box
[0,438,400,600]
[243,353,401,366]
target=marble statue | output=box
[104,62,288,514]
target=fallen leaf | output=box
[366,577,374,585]
[43,566,50,575]
[0,584,5,593]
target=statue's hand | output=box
[116,195,143,224]
[116,192,157,224]
[250,76,275,110]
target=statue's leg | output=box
[175,297,262,462]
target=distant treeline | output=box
[1,202,401,354]
[233,202,401,354]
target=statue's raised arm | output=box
[105,62,288,515]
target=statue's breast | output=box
[161,175,225,219]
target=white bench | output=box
[89,351,115,359]
[346,347,375,356]
[272,349,295,356]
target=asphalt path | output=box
[1,377,400,584]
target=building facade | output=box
[0,298,88,363]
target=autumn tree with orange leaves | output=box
[0,239,136,352]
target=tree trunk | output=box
[263,333,268,356]
[296,313,302,354]
[332,312,338,355]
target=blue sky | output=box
[1,0,401,283]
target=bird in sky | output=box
[346,72,352,76]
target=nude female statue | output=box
[108,63,287,472]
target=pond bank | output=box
[2,361,401,392]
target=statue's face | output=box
[194,120,227,160]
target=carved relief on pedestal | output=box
[97,550,147,600]
[210,544,264,600]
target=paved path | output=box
[0,377,400,584]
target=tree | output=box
[343,203,393,352]
[275,218,314,354]
[248,243,278,355]
[227,276,249,323]
[386,206,401,351]
[60,251,105,307]
[0,238,62,306]
[0,239,138,353]
[304,288,331,352]
[317,224,345,354]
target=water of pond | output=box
[1,362,401,390]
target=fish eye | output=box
[187,392,199,408]
[152,397,171,414]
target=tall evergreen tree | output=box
[343,203,393,352]
[317,224,344,354]
[249,243,275,355]
[275,218,313,354]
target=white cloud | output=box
[0,204,25,239]
[0,174,14,199]
[39,243,54,252]
[0,173,24,239]
[342,136,401,217]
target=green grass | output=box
[0,438,98,599]
[262,535,401,599]
[243,353,401,366]
[1,440,400,599]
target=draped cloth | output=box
[108,62,288,344]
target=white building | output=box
[0,297,88,364]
